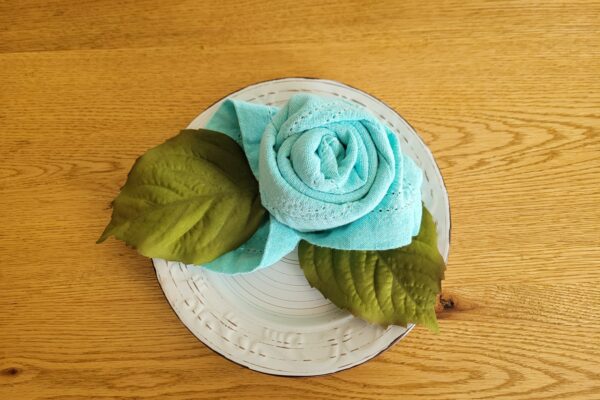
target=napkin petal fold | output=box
[206,99,276,177]
[204,216,299,274]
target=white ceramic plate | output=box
[153,78,450,376]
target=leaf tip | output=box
[421,316,440,334]
[97,225,113,244]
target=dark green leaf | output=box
[299,206,445,332]
[98,129,266,264]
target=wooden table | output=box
[1,1,599,399]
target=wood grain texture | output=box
[1,0,599,398]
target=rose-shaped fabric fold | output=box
[259,95,396,231]
[204,94,422,274]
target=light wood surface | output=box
[1,1,599,399]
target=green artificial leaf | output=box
[98,129,266,264]
[299,206,445,332]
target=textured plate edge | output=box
[153,257,416,377]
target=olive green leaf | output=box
[299,206,445,332]
[98,129,266,265]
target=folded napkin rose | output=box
[204,94,423,273]
[261,95,394,230]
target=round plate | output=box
[153,78,450,376]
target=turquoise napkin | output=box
[204,94,422,274]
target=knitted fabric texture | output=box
[203,94,422,274]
